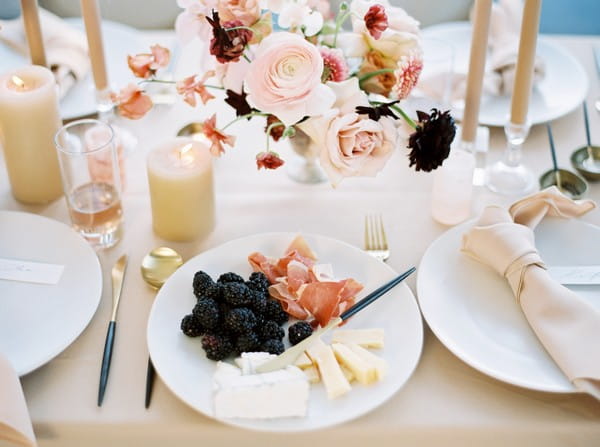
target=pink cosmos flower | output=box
[244,32,335,126]
[320,47,349,82]
[256,151,285,170]
[364,4,388,40]
[202,114,236,156]
[394,50,423,100]
[127,44,170,79]
[111,84,153,120]
[176,70,216,106]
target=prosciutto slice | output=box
[248,235,363,327]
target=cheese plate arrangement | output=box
[147,233,423,431]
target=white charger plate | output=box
[0,19,143,120]
[421,22,589,127]
[0,211,102,376]
[417,217,599,393]
[147,232,423,432]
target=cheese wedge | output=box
[332,343,377,385]
[306,340,351,399]
[344,343,388,381]
[331,329,384,349]
[294,352,313,370]
[303,365,321,383]
[339,365,355,383]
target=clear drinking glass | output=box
[54,119,124,248]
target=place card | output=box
[0,257,64,285]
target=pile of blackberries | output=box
[180,270,289,361]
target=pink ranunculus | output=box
[218,0,261,26]
[111,84,153,120]
[215,57,250,93]
[244,32,335,126]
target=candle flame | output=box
[10,75,25,89]
[178,143,195,165]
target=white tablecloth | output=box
[1,33,599,446]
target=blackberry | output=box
[288,321,313,345]
[193,271,214,297]
[247,271,270,293]
[254,312,266,329]
[224,307,257,334]
[248,291,267,315]
[203,283,223,302]
[261,339,285,355]
[258,320,285,341]
[201,333,234,361]
[264,299,289,325]
[192,298,220,330]
[180,314,204,337]
[235,332,261,354]
[222,282,252,307]
[218,272,245,284]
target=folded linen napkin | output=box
[0,8,90,98]
[461,187,599,399]
[416,0,545,103]
[0,353,36,447]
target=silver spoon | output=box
[141,247,183,408]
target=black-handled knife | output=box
[98,254,128,407]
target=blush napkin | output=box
[0,353,36,447]
[0,8,90,99]
[461,187,599,399]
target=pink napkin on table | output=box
[461,187,600,399]
[0,353,36,447]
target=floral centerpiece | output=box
[113,0,456,185]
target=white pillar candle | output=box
[80,0,108,91]
[0,65,62,204]
[147,137,215,241]
[21,0,47,67]
[509,0,542,125]
[462,0,492,144]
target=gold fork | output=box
[364,214,390,262]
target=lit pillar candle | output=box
[509,0,542,125]
[462,0,492,143]
[20,0,47,67]
[80,0,108,91]
[147,138,215,241]
[0,65,62,204]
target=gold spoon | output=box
[141,247,183,408]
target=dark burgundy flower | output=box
[356,100,399,121]
[265,115,285,142]
[256,151,285,170]
[408,109,456,172]
[364,5,388,40]
[206,11,252,63]
[224,89,253,117]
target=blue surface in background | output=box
[540,0,600,35]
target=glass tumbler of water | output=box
[54,119,124,248]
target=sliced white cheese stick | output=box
[306,340,351,399]
[294,352,313,370]
[331,328,385,349]
[339,364,355,383]
[344,343,388,381]
[332,343,377,385]
[303,365,321,383]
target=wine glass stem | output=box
[505,142,523,167]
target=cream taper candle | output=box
[0,65,62,204]
[509,0,542,125]
[462,0,492,143]
[147,137,215,241]
[80,0,108,91]
[20,0,47,67]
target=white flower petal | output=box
[304,83,336,118]
[302,11,324,36]
[336,33,369,58]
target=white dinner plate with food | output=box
[0,19,143,120]
[0,210,102,376]
[417,217,599,393]
[420,22,588,127]
[148,232,423,432]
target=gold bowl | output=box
[539,168,588,199]
[570,145,600,182]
